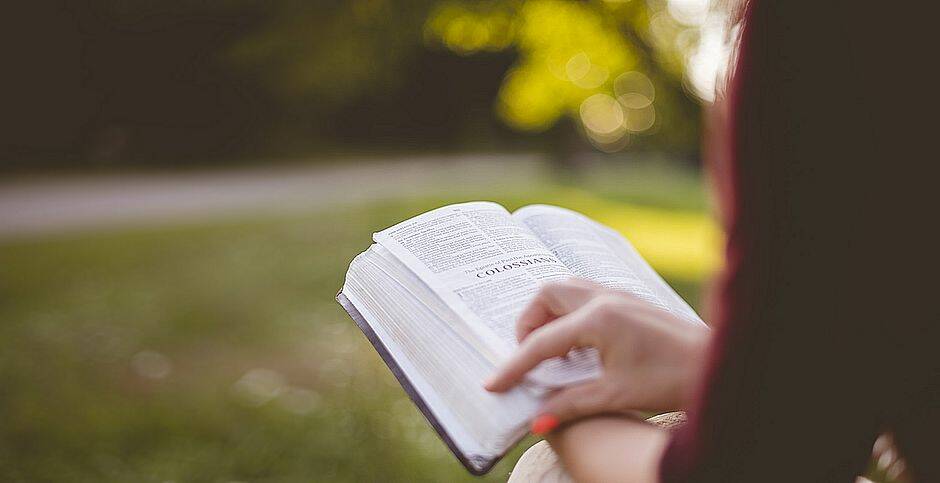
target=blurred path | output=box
[0,154,549,239]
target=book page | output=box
[513,205,704,326]
[373,202,600,385]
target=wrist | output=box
[547,416,669,483]
[676,327,710,409]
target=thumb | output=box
[534,381,619,431]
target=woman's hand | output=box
[484,278,709,429]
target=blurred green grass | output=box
[0,173,712,482]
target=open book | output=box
[337,202,705,475]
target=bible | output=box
[337,202,705,475]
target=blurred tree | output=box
[229,0,531,155]
[3,0,712,168]
[421,0,704,158]
[231,0,707,163]
[3,1,267,167]
[230,1,436,109]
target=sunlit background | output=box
[5,2,902,482]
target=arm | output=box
[546,416,669,483]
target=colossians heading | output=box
[474,257,558,278]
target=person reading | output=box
[485,1,938,482]
[341,1,937,481]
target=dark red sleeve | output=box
[658,2,938,482]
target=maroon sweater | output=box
[659,2,939,482]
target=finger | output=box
[516,279,604,342]
[537,381,624,426]
[486,308,598,392]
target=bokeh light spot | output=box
[131,350,172,380]
[580,94,625,135]
[232,368,286,406]
[614,71,656,108]
[624,104,656,133]
[565,52,592,82]
[277,387,322,415]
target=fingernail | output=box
[531,414,559,435]
[482,376,497,390]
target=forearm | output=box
[546,416,669,483]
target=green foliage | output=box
[429,0,638,131]
[229,0,703,154]
[423,0,703,151]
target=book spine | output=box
[335,291,498,475]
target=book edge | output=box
[336,290,517,476]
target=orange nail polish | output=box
[531,414,559,435]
